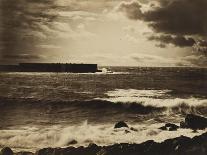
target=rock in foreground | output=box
[159,123,179,131]
[0,147,13,155]
[114,121,129,129]
[2,132,206,155]
[35,132,207,155]
[182,114,207,130]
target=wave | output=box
[105,89,172,98]
[100,89,207,115]
[0,121,206,152]
[0,89,207,152]
[99,98,207,115]
[0,96,206,116]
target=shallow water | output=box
[0,67,207,152]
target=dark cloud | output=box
[118,0,207,49]
[117,1,143,20]
[0,0,121,64]
[193,40,207,55]
[143,0,207,36]
[3,53,46,60]
[148,35,196,47]
[155,43,166,48]
[0,0,58,64]
[1,53,46,64]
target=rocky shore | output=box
[1,114,207,155]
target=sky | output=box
[0,0,207,67]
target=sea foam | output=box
[0,121,206,152]
[99,89,207,108]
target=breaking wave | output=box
[98,89,207,115]
[0,89,207,152]
[1,97,207,115]
[0,121,206,152]
[95,98,207,114]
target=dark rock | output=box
[159,123,179,131]
[35,148,54,155]
[168,124,179,131]
[141,140,158,154]
[15,152,34,155]
[67,139,78,145]
[180,121,187,128]
[130,127,138,132]
[1,147,13,155]
[192,129,198,133]
[88,143,97,148]
[31,132,207,155]
[35,145,101,155]
[168,127,177,131]
[159,126,167,130]
[125,130,130,134]
[96,148,107,155]
[184,114,207,130]
[114,121,129,129]
[165,123,178,128]
[87,143,101,152]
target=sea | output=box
[0,67,207,152]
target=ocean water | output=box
[0,67,207,152]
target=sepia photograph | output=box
[0,0,207,155]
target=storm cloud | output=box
[148,35,196,47]
[144,0,207,36]
[0,0,58,63]
[1,0,207,66]
[117,0,143,20]
[0,0,125,64]
[118,0,207,49]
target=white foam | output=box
[105,89,171,98]
[0,122,206,152]
[100,89,207,108]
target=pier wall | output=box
[0,63,98,73]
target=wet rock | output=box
[85,143,101,155]
[159,123,179,131]
[1,147,13,155]
[159,126,167,130]
[114,121,129,129]
[141,140,158,154]
[125,130,130,134]
[166,123,179,131]
[35,148,54,155]
[96,148,107,155]
[33,132,207,155]
[35,145,101,155]
[130,127,138,132]
[184,114,207,130]
[180,121,187,128]
[67,139,78,145]
[152,136,191,155]
[110,133,204,155]
[15,152,34,155]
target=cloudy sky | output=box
[0,0,207,67]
